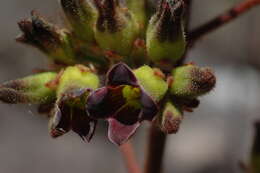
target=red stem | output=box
[144,124,167,173]
[119,142,142,173]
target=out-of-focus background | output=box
[0,0,260,173]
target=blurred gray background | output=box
[0,0,260,173]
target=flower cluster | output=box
[0,0,216,145]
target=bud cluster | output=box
[0,0,216,145]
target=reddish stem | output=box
[144,124,167,173]
[189,0,260,46]
[119,142,142,173]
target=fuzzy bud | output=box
[17,11,76,64]
[134,65,168,101]
[57,65,99,96]
[160,102,183,134]
[0,72,57,104]
[93,0,140,55]
[126,0,148,31]
[170,64,216,98]
[146,0,186,68]
[60,0,97,42]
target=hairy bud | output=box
[0,72,57,104]
[160,102,183,134]
[146,0,186,68]
[93,0,140,55]
[60,0,97,42]
[170,64,216,98]
[134,65,168,101]
[17,11,75,64]
[126,0,148,31]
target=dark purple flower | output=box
[86,63,158,145]
[50,88,97,142]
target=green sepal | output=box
[170,64,216,98]
[60,0,97,43]
[0,72,57,104]
[57,65,100,97]
[160,101,183,134]
[134,65,168,101]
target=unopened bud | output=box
[160,102,183,134]
[170,64,216,98]
[93,0,140,55]
[134,65,168,101]
[57,65,99,96]
[126,0,148,31]
[60,0,97,42]
[0,72,57,104]
[146,0,186,68]
[17,11,75,64]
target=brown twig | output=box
[119,142,142,173]
[189,0,260,47]
[144,124,167,173]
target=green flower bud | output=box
[17,11,76,65]
[170,64,216,98]
[57,65,99,97]
[146,0,186,68]
[134,65,168,101]
[60,0,97,42]
[0,72,57,104]
[93,0,140,56]
[126,0,148,31]
[160,102,183,134]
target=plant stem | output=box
[144,124,167,173]
[189,0,260,47]
[119,142,142,173]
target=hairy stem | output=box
[189,0,260,47]
[119,142,142,173]
[144,124,167,173]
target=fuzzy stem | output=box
[189,0,260,47]
[144,124,167,173]
[119,142,142,173]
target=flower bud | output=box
[146,0,186,68]
[160,102,183,134]
[134,65,168,101]
[126,0,148,31]
[60,0,97,42]
[170,64,216,98]
[93,0,140,56]
[0,72,57,104]
[17,11,76,65]
[57,65,99,96]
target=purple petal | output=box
[140,91,159,121]
[114,105,141,125]
[72,108,97,142]
[108,119,140,146]
[87,86,126,119]
[49,102,71,138]
[107,63,138,86]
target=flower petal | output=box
[108,118,140,146]
[87,86,126,119]
[107,63,137,86]
[49,101,71,138]
[114,104,141,125]
[72,108,97,142]
[140,91,159,121]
